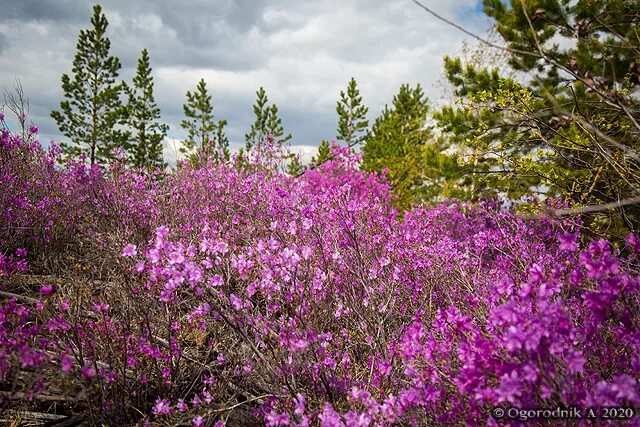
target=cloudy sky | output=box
[0,0,492,163]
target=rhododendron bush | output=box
[1,128,639,426]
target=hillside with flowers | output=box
[2,0,640,425]
[1,126,639,426]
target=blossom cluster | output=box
[0,129,638,426]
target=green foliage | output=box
[265,104,291,146]
[336,78,369,146]
[50,4,128,165]
[127,48,167,170]
[245,87,292,152]
[363,84,461,209]
[180,79,228,161]
[311,139,332,166]
[437,0,640,236]
[286,154,305,176]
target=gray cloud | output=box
[0,33,7,56]
[2,0,91,23]
[0,0,491,162]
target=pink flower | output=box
[152,398,173,416]
[567,350,586,374]
[61,354,74,372]
[40,284,54,296]
[122,243,137,257]
[265,412,290,426]
[81,365,96,378]
[229,293,243,310]
[558,232,579,251]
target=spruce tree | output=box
[127,48,167,170]
[336,78,369,146]
[180,79,228,158]
[51,4,128,165]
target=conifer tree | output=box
[245,87,291,152]
[336,78,369,146]
[213,119,230,161]
[286,154,305,176]
[127,48,167,170]
[435,0,640,236]
[245,87,269,152]
[51,4,128,165]
[311,139,332,166]
[363,84,459,209]
[180,79,228,158]
[265,104,291,147]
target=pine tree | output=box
[336,78,369,146]
[363,84,459,209]
[311,139,332,166]
[265,104,291,147]
[180,79,228,158]
[245,87,269,152]
[214,119,230,161]
[436,0,640,236]
[286,154,305,176]
[127,48,167,170]
[51,4,128,165]
[245,87,291,152]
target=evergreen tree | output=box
[245,87,269,152]
[336,78,369,146]
[51,4,128,165]
[311,139,332,166]
[180,79,228,158]
[265,104,292,147]
[245,87,291,152]
[214,119,230,161]
[436,0,640,236]
[286,154,305,176]
[363,84,459,209]
[127,48,167,170]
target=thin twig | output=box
[524,195,640,219]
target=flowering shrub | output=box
[0,130,638,426]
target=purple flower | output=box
[81,365,96,378]
[122,243,137,257]
[40,284,54,296]
[625,233,640,253]
[566,350,587,374]
[559,232,579,251]
[61,354,74,372]
[152,398,173,416]
[496,276,513,295]
[495,371,521,403]
[229,293,243,310]
[319,403,344,427]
